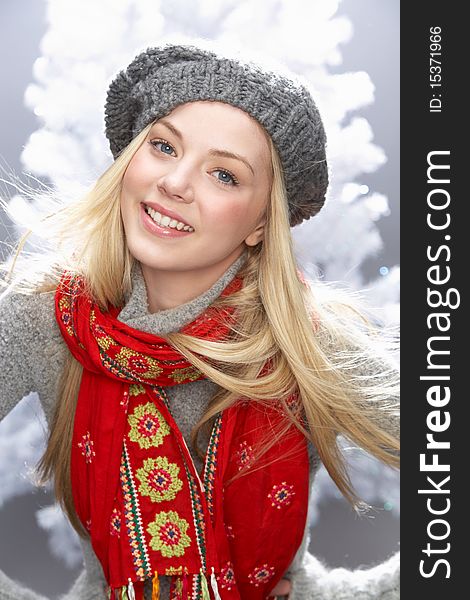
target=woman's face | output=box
[120,100,272,278]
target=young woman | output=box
[0,43,400,599]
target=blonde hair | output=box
[1,119,399,539]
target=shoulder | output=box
[0,259,73,345]
[1,283,58,343]
[0,282,70,423]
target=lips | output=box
[142,201,192,228]
[140,203,193,238]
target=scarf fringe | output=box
[152,571,160,600]
[104,561,220,597]
[169,568,220,600]
[106,579,138,600]
[182,570,189,598]
[210,567,222,600]
[200,568,211,600]
[127,578,136,600]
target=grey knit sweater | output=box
[0,253,400,599]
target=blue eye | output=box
[149,139,175,156]
[148,139,239,187]
[213,169,239,187]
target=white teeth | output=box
[145,205,194,232]
[146,206,161,223]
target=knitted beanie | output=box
[104,42,329,226]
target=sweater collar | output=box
[117,251,247,335]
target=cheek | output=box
[224,201,248,221]
[122,152,152,194]
[201,195,262,243]
[206,201,248,232]
[207,190,255,220]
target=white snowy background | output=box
[0,0,400,597]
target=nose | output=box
[156,160,195,204]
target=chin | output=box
[132,246,187,272]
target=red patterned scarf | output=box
[54,270,310,600]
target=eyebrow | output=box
[154,119,255,176]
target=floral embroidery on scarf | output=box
[92,327,114,351]
[128,402,170,449]
[268,482,296,509]
[136,456,183,503]
[165,565,185,576]
[285,393,299,410]
[217,561,236,590]
[169,365,201,384]
[115,347,163,379]
[147,510,191,558]
[248,564,275,586]
[121,384,146,410]
[224,523,235,539]
[129,383,146,396]
[235,440,254,471]
[120,389,129,410]
[78,431,95,463]
[58,297,73,337]
[110,508,121,537]
[90,309,115,350]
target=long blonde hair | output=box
[1,119,399,539]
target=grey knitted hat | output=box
[104,43,328,226]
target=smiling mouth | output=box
[143,204,195,232]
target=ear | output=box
[245,214,267,247]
